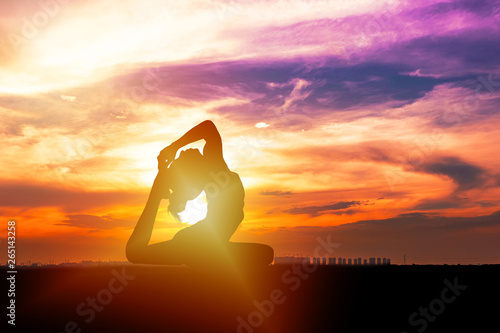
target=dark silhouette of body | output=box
[126,120,274,268]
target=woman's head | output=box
[167,148,208,220]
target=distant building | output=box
[357,258,361,265]
[354,259,358,265]
[338,257,342,265]
[342,258,346,265]
[58,262,79,267]
[348,258,352,265]
[274,256,309,265]
[383,258,387,265]
[369,258,376,265]
[81,260,98,266]
[387,258,391,265]
[377,257,381,265]
[322,257,326,265]
[363,259,368,265]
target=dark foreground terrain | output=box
[2,264,499,332]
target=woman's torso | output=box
[203,169,245,239]
[174,169,244,243]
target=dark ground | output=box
[2,264,499,332]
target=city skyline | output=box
[5,254,500,267]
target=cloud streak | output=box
[415,156,487,192]
[0,180,145,212]
[260,190,295,197]
[284,200,371,217]
[57,214,135,232]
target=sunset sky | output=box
[1,0,500,264]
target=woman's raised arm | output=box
[157,120,224,168]
[125,166,170,263]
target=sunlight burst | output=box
[178,191,208,225]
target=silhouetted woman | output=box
[126,120,274,268]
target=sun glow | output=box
[178,191,208,225]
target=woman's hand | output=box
[157,144,178,169]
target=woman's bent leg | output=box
[126,240,189,265]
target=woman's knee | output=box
[260,244,274,264]
[238,243,274,265]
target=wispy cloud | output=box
[415,156,488,192]
[260,190,295,197]
[57,214,134,232]
[284,200,371,217]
